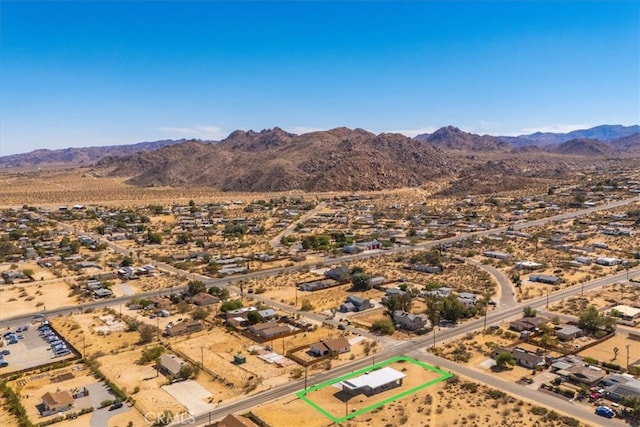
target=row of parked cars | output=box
[0,327,25,368]
[38,322,71,357]
[0,348,10,368]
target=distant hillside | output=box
[96,127,455,192]
[416,126,510,151]
[0,139,211,167]
[609,133,640,151]
[550,138,614,156]
[500,124,640,146]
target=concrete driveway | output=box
[163,380,215,416]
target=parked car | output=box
[0,361,8,368]
[0,349,11,356]
[595,406,614,419]
[109,402,123,411]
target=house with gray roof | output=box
[339,295,373,313]
[555,325,584,341]
[393,310,431,331]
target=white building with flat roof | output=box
[339,367,406,396]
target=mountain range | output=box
[1,124,638,193]
[0,139,214,167]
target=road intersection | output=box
[2,195,638,425]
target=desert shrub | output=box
[530,406,547,416]
[602,361,621,371]
[560,416,580,426]
[371,318,395,335]
[486,389,506,400]
[461,382,478,393]
[583,357,598,365]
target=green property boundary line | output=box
[295,356,452,424]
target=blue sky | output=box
[1,1,638,156]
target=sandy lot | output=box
[578,333,640,367]
[252,360,591,427]
[0,281,79,320]
[97,349,188,418]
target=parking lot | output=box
[0,322,75,374]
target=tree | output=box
[522,306,537,318]
[424,249,442,267]
[138,324,156,344]
[22,269,34,280]
[208,286,229,300]
[191,306,210,320]
[539,332,558,351]
[381,293,412,314]
[621,395,640,420]
[139,345,165,364]
[147,231,163,244]
[187,280,206,297]
[371,318,395,335]
[176,301,190,314]
[439,294,466,323]
[578,305,616,334]
[247,310,263,324]
[300,299,314,311]
[69,240,81,254]
[351,272,371,292]
[220,300,243,313]
[176,232,191,244]
[495,352,516,369]
[177,363,199,380]
[121,256,133,267]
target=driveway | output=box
[163,380,215,416]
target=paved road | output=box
[268,201,327,251]
[4,195,638,425]
[187,267,639,426]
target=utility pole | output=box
[483,304,487,331]
[201,346,204,371]
[627,344,631,372]
[432,326,436,349]
[304,365,308,391]
[546,289,549,309]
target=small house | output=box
[339,296,373,313]
[159,354,186,377]
[309,337,351,357]
[192,293,220,306]
[483,251,512,260]
[41,391,74,416]
[165,320,203,337]
[528,274,562,285]
[248,322,291,339]
[555,325,584,341]
[393,310,431,331]
[93,288,113,299]
[457,292,478,307]
[325,266,350,282]
[509,316,548,332]
[493,346,545,369]
[596,257,620,266]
